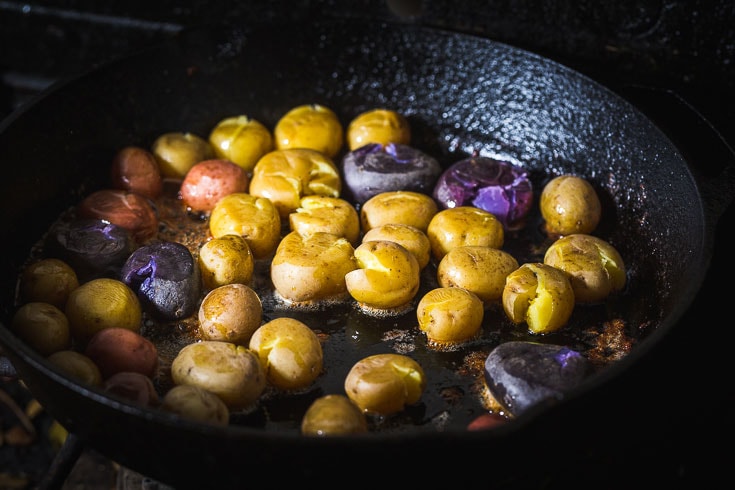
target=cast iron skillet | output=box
[1,19,733,487]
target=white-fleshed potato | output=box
[543,234,626,303]
[502,262,575,334]
[198,284,262,345]
[540,175,602,236]
[170,341,266,411]
[344,353,426,415]
[437,246,519,302]
[416,287,484,345]
[426,206,504,261]
[361,223,431,270]
[360,190,438,233]
[198,234,254,290]
[270,231,357,304]
[248,317,324,391]
[208,192,281,260]
[344,240,421,312]
[289,195,360,245]
[161,384,230,426]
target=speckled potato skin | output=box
[151,131,215,178]
[502,262,575,334]
[208,115,274,173]
[543,234,626,303]
[344,240,421,310]
[360,190,439,233]
[426,206,505,261]
[346,108,411,150]
[301,394,368,436]
[271,231,357,304]
[274,104,344,158]
[289,195,360,245]
[11,302,71,356]
[416,287,484,345]
[161,384,230,426]
[179,159,250,212]
[170,341,266,411]
[437,246,519,302]
[19,258,79,310]
[248,317,324,391]
[249,148,342,219]
[198,234,254,290]
[540,175,602,236]
[208,192,282,260]
[344,353,426,415]
[198,284,263,345]
[362,223,431,270]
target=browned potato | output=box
[362,223,431,270]
[416,287,484,345]
[248,317,324,391]
[274,104,344,158]
[540,175,602,236]
[289,195,360,245]
[198,284,263,345]
[344,353,426,415]
[301,394,368,436]
[198,234,254,291]
[160,385,230,426]
[151,131,215,179]
[208,115,274,173]
[436,246,519,302]
[360,190,438,233]
[502,263,575,334]
[11,302,70,356]
[543,234,626,303]
[47,350,103,386]
[19,258,79,309]
[270,231,357,304]
[426,206,504,261]
[346,108,411,150]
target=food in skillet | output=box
[110,146,164,199]
[416,287,484,346]
[18,258,79,309]
[346,108,411,150]
[540,174,601,236]
[151,131,215,178]
[361,223,431,270]
[273,104,344,158]
[301,394,368,436]
[288,195,360,245]
[77,189,158,243]
[179,158,250,212]
[436,245,519,303]
[359,190,438,233]
[426,206,504,261]
[198,283,262,345]
[11,302,71,356]
[197,234,254,290]
[208,115,274,173]
[161,384,230,426]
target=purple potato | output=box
[121,241,201,321]
[433,156,533,230]
[341,143,442,204]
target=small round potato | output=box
[110,145,164,199]
[208,115,274,173]
[344,353,426,415]
[543,234,626,304]
[198,234,254,290]
[198,284,263,345]
[47,350,103,386]
[248,317,324,391]
[360,190,438,233]
[103,372,160,407]
[170,341,266,411]
[426,206,505,261]
[11,302,71,356]
[209,192,282,260]
[345,240,421,311]
[289,195,360,245]
[151,131,215,179]
[18,258,79,310]
[179,158,250,212]
[301,394,368,436]
[540,175,602,236]
[362,223,431,270]
[437,246,519,302]
[161,384,230,426]
[416,287,484,345]
[85,327,159,380]
[346,108,411,150]
[502,263,575,334]
[270,231,357,304]
[274,104,344,158]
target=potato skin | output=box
[11,302,71,356]
[208,115,274,173]
[198,284,262,345]
[437,246,519,302]
[47,350,103,386]
[289,195,360,245]
[362,223,431,270]
[540,175,601,236]
[179,159,250,212]
[198,234,254,290]
[416,287,484,345]
[209,192,282,260]
[426,206,504,261]
[161,384,230,426]
[110,146,164,199]
[19,258,79,310]
[151,131,215,178]
[360,190,438,233]
[274,104,344,158]
[85,327,159,380]
[301,394,368,436]
[346,108,411,150]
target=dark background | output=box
[1,1,734,488]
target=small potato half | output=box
[437,246,519,302]
[416,287,484,345]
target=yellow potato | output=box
[540,175,601,236]
[208,115,274,173]
[543,234,626,303]
[161,384,230,426]
[437,246,519,302]
[248,317,324,391]
[426,206,504,261]
[360,190,438,232]
[271,231,357,304]
[301,394,368,436]
[274,104,344,158]
[416,287,484,345]
[151,131,215,178]
[344,240,421,311]
[346,108,411,150]
[19,258,79,309]
[198,284,263,345]
[47,350,103,387]
[198,234,254,290]
[289,195,360,245]
[361,223,431,270]
[11,302,71,356]
[502,262,575,334]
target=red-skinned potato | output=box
[104,372,160,407]
[179,159,250,212]
[110,146,164,199]
[85,327,159,380]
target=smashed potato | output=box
[426,206,504,261]
[360,190,438,233]
[416,287,484,345]
[437,246,519,302]
[289,195,360,245]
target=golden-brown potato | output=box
[289,195,360,245]
[249,148,342,219]
[543,234,626,303]
[344,353,426,415]
[274,104,344,158]
[301,394,368,436]
[11,302,70,356]
[170,341,266,411]
[160,384,230,426]
[540,175,602,236]
[19,258,79,309]
[346,108,411,150]
[426,206,505,261]
[208,192,282,260]
[47,350,103,387]
[208,115,274,173]
[248,317,324,391]
[360,190,438,233]
[362,223,431,270]
[436,246,519,302]
[502,262,575,334]
[198,234,254,290]
[198,284,262,345]
[151,131,215,179]
[344,240,421,311]
[270,231,357,304]
[416,287,484,345]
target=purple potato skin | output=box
[341,143,442,204]
[121,241,201,321]
[433,156,533,230]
